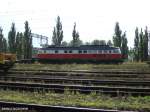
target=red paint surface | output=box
[37,54,122,60]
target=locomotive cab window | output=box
[64,50,67,53]
[69,50,72,53]
[113,49,121,53]
[55,50,58,53]
[78,50,82,53]
[83,50,87,53]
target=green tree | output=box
[99,40,106,45]
[134,27,140,61]
[91,39,106,45]
[128,47,134,62]
[2,38,7,53]
[24,21,32,59]
[121,32,128,58]
[52,16,63,46]
[61,41,68,47]
[143,27,148,61]
[91,39,100,45]
[0,28,3,52]
[139,29,144,61]
[113,22,122,48]
[16,32,24,59]
[69,39,83,47]
[8,23,16,53]
[72,23,81,47]
[16,32,20,59]
[112,22,128,58]
[107,40,113,46]
[52,27,57,45]
[0,27,8,53]
[84,42,91,45]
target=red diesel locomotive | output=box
[34,45,124,63]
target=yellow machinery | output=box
[0,53,16,72]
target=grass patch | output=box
[13,62,150,71]
[0,89,149,111]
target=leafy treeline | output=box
[0,21,32,60]
[0,16,149,62]
[133,27,149,61]
[51,18,149,61]
[71,22,81,47]
[113,22,128,58]
[24,21,32,59]
[52,16,63,46]
[52,16,113,47]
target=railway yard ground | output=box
[0,62,150,112]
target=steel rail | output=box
[9,68,150,74]
[0,101,135,112]
[1,74,150,81]
[1,76,150,87]
[0,81,150,96]
[3,71,147,78]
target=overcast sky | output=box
[0,0,150,47]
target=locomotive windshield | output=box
[113,48,121,54]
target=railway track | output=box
[9,68,150,74]
[0,81,150,96]
[0,101,135,112]
[1,76,150,87]
[2,70,150,82]
[1,69,150,96]
[2,71,150,79]
[2,74,150,81]
[0,68,149,111]
[11,68,150,72]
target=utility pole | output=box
[31,33,48,47]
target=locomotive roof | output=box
[40,45,119,50]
